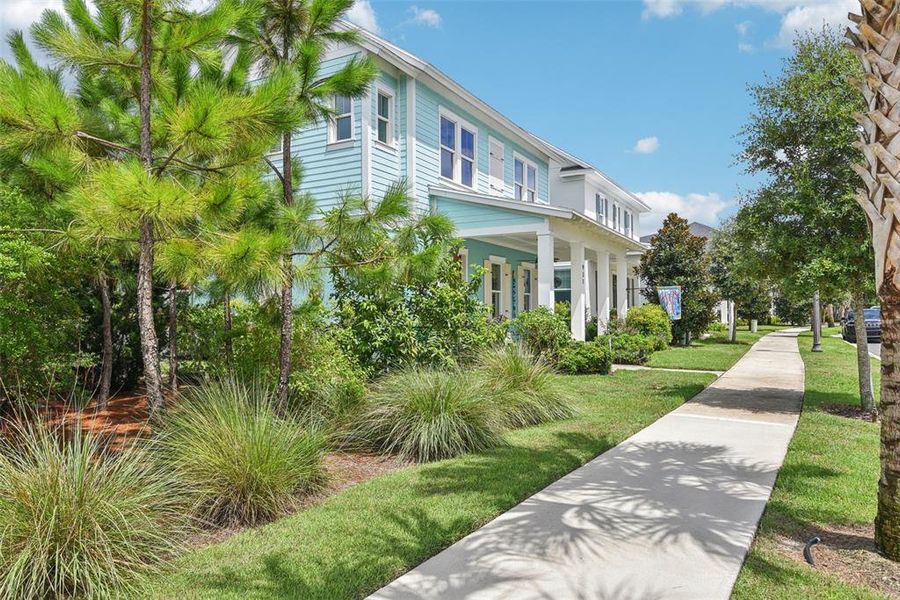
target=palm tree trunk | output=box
[852,293,875,414]
[137,0,163,412]
[167,281,177,393]
[98,272,113,410]
[877,290,900,559]
[276,129,294,410]
[223,290,233,363]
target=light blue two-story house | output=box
[286,25,649,341]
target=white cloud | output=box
[642,0,857,47]
[633,136,660,154]
[346,0,380,34]
[736,20,752,35]
[738,42,754,53]
[642,0,683,19]
[408,6,442,28]
[635,191,731,236]
[772,0,856,47]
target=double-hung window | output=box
[331,95,352,142]
[595,194,608,224]
[522,267,533,311]
[376,90,392,145]
[514,156,538,202]
[624,210,633,237]
[612,204,621,231]
[440,112,476,188]
[490,263,503,319]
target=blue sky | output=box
[1,0,855,234]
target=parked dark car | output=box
[842,307,881,343]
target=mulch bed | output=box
[773,523,900,598]
[820,404,878,422]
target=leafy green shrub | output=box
[159,379,326,527]
[0,422,188,599]
[509,307,571,360]
[707,321,728,333]
[557,341,612,375]
[351,369,503,462]
[334,245,505,374]
[624,304,672,350]
[477,344,576,427]
[597,333,658,365]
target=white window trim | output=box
[595,193,608,225]
[458,247,469,282]
[328,94,355,146]
[439,107,478,189]
[375,86,396,150]
[513,152,539,203]
[488,136,505,197]
[483,256,511,319]
[517,261,537,314]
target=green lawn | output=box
[646,324,785,371]
[732,330,884,599]
[149,370,714,599]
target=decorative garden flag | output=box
[657,286,682,320]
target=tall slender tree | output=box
[242,0,377,407]
[848,0,900,560]
[0,0,301,411]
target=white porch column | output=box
[537,233,555,310]
[596,250,610,331]
[570,241,585,341]
[586,259,596,318]
[617,254,629,319]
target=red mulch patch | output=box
[820,404,878,422]
[773,523,900,598]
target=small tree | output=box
[709,220,771,340]
[639,213,718,345]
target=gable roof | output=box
[640,221,717,244]
[337,22,649,212]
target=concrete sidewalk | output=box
[369,329,805,600]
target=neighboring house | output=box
[277,24,649,340]
[640,221,730,324]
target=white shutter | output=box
[516,265,525,314]
[489,139,504,195]
[502,263,513,317]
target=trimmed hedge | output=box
[597,332,658,365]
[557,341,612,375]
[624,304,672,350]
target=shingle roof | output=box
[640,222,717,244]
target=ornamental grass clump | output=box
[477,344,576,428]
[0,421,189,600]
[159,379,326,527]
[353,369,504,462]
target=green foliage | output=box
[639,213,719,343]
[477,344,577,426]
[624,304,672,350]
[334,240,504,374]
[159,379,326,527]
[709,219,773,324]
[707,321,728,333]
[0,422,189,599]
[735,29,873,302]
[556,341,612,375]
[597,332,659,365]
[774,295,812,325]
[509,306,571,360]
[350,369,504,463]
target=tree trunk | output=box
[728,300,737,343]
[826,303,835,327]
[98,272,113,410]
[852,293,875,414]
[223,290,233,363]
[276,129,294,410]
[167,281,177,393]
[137,0,163,412]
[877,290,900,559]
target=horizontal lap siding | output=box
[371,72,402,201]
[268,53,363,212]
[433,196,545,231]
[414,80,551,213]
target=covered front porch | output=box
[432,187,645,341]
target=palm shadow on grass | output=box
[160,380,711,600]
